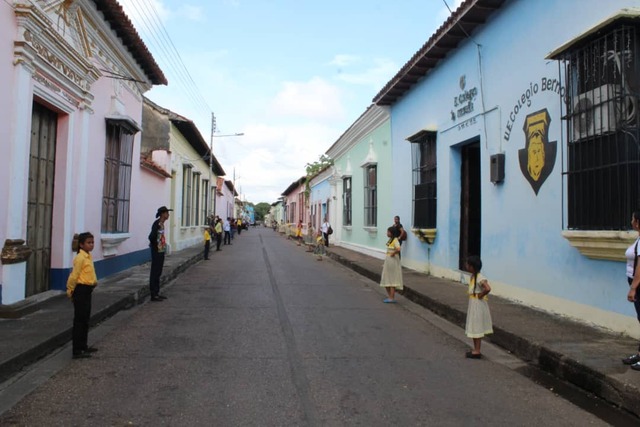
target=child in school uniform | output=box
[380,226,403,303]
[203,227,211,260]
[465,255,493,359]
[296,220,303,246]
[314,230,326,260]
[67,232,98,359]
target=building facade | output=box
[1,1,166,304]
[324,105,392,258]
[374,0,640,335]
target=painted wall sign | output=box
[504,77,565,142]
[517,109,557,195]
[451,75,479,121]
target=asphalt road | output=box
[0,227,609,426]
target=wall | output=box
[389,0,639,334]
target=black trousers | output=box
[216,233,222,250]
[150,249,165,297]
[323,232,329,247]
[72,284,94,354]
[224,231,231,245]
[628,277,640,351]
[204,241,210,259]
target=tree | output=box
[254,202,271,221]
[304,155,334,200]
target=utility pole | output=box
[210,112,217,219]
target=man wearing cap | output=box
[148,206,172,302]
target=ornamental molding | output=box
[412,228,437,244]
[562,230,636,262]
[326,105,390,159]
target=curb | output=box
[0,250,203,384]
[328,250,640,417]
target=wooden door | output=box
[26,102,58,296]
[459,142,481,270]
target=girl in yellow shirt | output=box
[67,232,98,359]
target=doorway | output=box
[26,102,58,297]
[459,141,481,270]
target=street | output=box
[0,227,610,426]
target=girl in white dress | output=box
[380,227,403,303]
[465,255,493,359]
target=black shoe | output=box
[150,296,164,302]
[73,352,92,359]
[83,347,99,353]
[158,295,168,300]
[631,362,640,371]
[465,351,482,359]
[623,354,640,365]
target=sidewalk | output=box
[0,245,203,384]
[2,239,640,417]
[325,245,640,418]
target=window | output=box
[343,177,352,226]
[202,179,209,224]
[298,192,305,223]
[193,172,201,225]
[289,202,296,223]
[102,122,135,233]
[364,165,377,227]
[410,131,437,228]
[182,165,192,226]
[560,24,640,230]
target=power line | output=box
[126,0,212,115]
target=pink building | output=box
[282,177,307,226]
[0,1,166,304]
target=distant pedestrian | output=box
[623,211,640,370]
[230,217,236,240]
[66,232,98,359]
[237,218,242,235]
[314,230,326,260]
[203,226,211,260]
[215,217,223,251]
[380,226,403,303]
[321,217,332,247]
[296,220,303,246]
[390,215,407,259]
[464,255,493,359]
[223,217,231,245]
[148,206,171,302]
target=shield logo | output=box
[517,109,557,195]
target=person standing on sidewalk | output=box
[390,215,407,258]
[623,211,640,370]
[464,255,493,359]
[215,217,223,251]
[223,217,231,245]
[321,217,332,247]
[66,232,98,359]
[203,226,211,260]
[380,227,403,303]
[148,206,171,302]
[295,220,303,246]
[237,217,243,235]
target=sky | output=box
[119,0,464,204]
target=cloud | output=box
[336,58,398,89]
[223,121,341,203]
[329,54,360,67]
[269,77,346,122]
[180,5,205,22]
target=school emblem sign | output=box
[517,109,557,195]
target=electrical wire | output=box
[125,0,211,115]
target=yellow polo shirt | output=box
[66,249,97,298]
